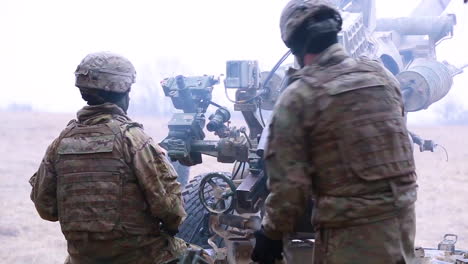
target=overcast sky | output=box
[0,0,467,123]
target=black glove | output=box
[251,228,283,264]
[162,224,179,237]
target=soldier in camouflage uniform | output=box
[252,1,418,263]
[29,52,189,264]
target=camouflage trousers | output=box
[313,205,416,264]
[64,234,188,264]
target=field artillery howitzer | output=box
[160,59,315,263]
[159,1,467,263]
[337,0,467,153]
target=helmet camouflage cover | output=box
[280,0,341,47]
[75,52,136,93]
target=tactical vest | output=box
[55,119,158,239]
[304,57,416,196]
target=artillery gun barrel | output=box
[397,59,454,112]
[410,0,451,17]
[376,16,456,38]
[190,140,218,153]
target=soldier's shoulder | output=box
[318,57,399,96]
[45,120,77,158]
[122,121,152,149]
[357,56,399,85]
[293,65,330,95]
[364,57,400,88]
[274,80,313,117]
[279,80,308,103]
[56,119,77,140]
[285,69,321,96]
[66,119,77,126]
[357,56,383,67]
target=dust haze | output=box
[1,0,468,263]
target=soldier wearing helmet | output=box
[252,1,418,263]
[29,52,189,264]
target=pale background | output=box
[0,0,468,263]
[0,0,467,122]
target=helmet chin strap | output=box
[295,54,306,68]
[290,36,311,68]
[116,93,130,114]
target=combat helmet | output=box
[75,52,136,93]
[280,0,342,49]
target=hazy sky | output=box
[0,0,467,123]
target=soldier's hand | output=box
[251,229,283,264]
[161,224,179,237]
[166,228,179,237]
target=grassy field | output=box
[1,111,467,263]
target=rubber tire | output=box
[176,172,231,248]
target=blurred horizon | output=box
[0,0,467,125]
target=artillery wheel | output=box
[176,172,231,248]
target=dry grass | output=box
[411,126,468,249]
[1,111,467,263]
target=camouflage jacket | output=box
[262,44,417,239]
[30,103,186,239]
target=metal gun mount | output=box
[160,75,250,166]
[336,0,467,157]
[160,59,288,218]
[160,59,289,166]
